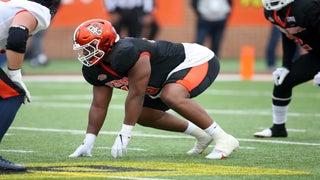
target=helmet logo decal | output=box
[87,23,102,36]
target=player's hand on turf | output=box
[7,69,31,103]
[111,133,131,158]
[272,67,289,86]
[313,72,320,87]
[69,143,93,157]
[111,124,133,158]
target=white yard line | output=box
[26,102,320,118]
[23,74,273,82]
[10,127,320,146]
[110,177,171,180]
[0,149,33,153]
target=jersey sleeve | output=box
[82,65,106,86]
[8,0,51,34]
[110,44,140,76]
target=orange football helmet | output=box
[73,19,119,67]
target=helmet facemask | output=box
[73,39,105,67]
[261,0,294,11]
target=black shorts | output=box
[143,56,220,111]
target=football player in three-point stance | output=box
[69,19,239,160]
[0,0,60,171]
[254,0,320,137]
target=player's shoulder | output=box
[291,0,320,14]
[292,0,320,24]
[110,38,139,58]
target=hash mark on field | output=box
[97,147,147,151]
[0,149,33,153]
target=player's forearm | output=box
[124,94,144,126]
[6,50,24,70]
[87,105,108,135]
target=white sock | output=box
[272,105,288,124]
[204,121,220,135]
[184,121,208,138]
[184,121,196,134]
[83,133,96,146]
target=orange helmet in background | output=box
[73,19,119,67]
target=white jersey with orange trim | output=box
[0,0,51,51]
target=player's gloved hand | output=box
[69,133,96,157]
[68,143,93,157]
[272,67,289,86]
[7,69,31,103]
[313,72,320,87]
[111,124,134,158]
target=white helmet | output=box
[261,0,294,11]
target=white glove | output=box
[68,143,93,157]
[69,133,96,158]
[111,124,133,158]
[272,67,289,86]
[313,72,320,87]
[7,69,31,103]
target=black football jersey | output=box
[264,0,320,66]
[82,38,185,95]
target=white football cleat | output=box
[69,144,93,158]
[206,130,239,160]
[187,134,213,155]
[253,128,272,138]
[205,149,228,159]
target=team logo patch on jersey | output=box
[97,74,107,81]
[286,16,296,23]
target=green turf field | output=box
[1,59,319,179]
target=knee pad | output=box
[6,25,29,53]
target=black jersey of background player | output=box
[264,0,320,56]
[82,38,185,96]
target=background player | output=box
[254,0,320,137]
[0,0,60,171]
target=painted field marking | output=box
[23,74,273,82]
[25,101,320,118]
[10,127,320,146]
[0,149,33,153]
[0,161,310,180]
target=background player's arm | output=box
[6,11,37,70]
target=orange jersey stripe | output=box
[176,62,208,92]
[99,62,121,78]
[0,79,20,99]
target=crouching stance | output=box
[69,19,239,159]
